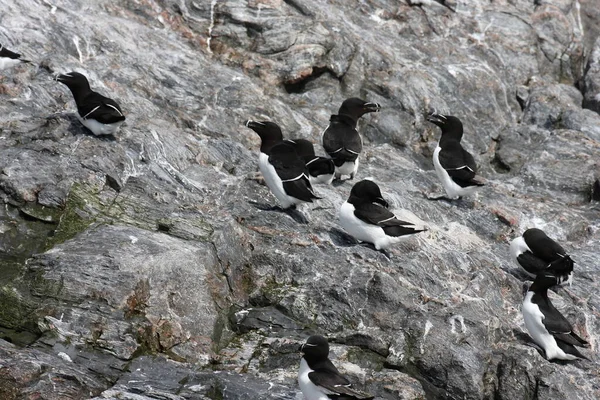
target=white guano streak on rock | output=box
[421,320,433,354]
[356,271,376,329]
[73,36,84,64]
[150,129,204,193]
[207,0,218,54]
[574,0,583,38]
[42,0,57,14]
[57,352,72,362]
[449,314,467,334]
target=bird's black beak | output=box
[426,108,447,124]
[245,120,265,130]
[363,102,381,113]
[299,343,305,352]
[56,74,68,83]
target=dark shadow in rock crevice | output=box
[283,67,338,94]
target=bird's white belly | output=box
[310,173,334,185]
[335,159,359,179]
[78,115,124,136]
[259,152,299,209]
[339,202,402,250]
[298,358,332,400]
[432,146,477,199]
[522,292,575,360]
[0,58,22,70]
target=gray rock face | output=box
[1,0,599,399]
[583,37,600,114]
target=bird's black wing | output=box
[322,120,362,166]
[0,46,21,59]
[78,92,126,124]
[516,252,548,275]
[553,331,588,347]
[439,144,484,187]
[305,156,335,177]
[269,154,319,202]
[555,340,589,360]
[534,294,577,338]
[523,230,566,263]
[354,203,424,237]
[308,361,374,400]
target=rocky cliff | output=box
[1,0,599,399]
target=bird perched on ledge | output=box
[510,228,575,283]
[245,121,319,223]
[427,110,484,200]
[322,98,380,181]
[56,72,125,136]
[299,335,374,400]
[522,270,588,361]
[339,180,427,252]
[0,43,31,70]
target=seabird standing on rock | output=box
[322,98,380,181]
[510,228,575,282]
[245,120,284,174]
[522,271,589,361]
[265,141,320,209]
[56,72,125,136]
[285,139,335,185]
[0,43,30,70]
[299,335,374,400]
[427,110,484,200]
[245,120,320,223]
[339,180,426,252]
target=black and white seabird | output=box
[427,110,484,199]
[322,98,380,181]
[299,335,374,400]
[0,44,30,70]
[245,120,320,222]
[510,228,575,282]
[339,180,426,250]
[522,272,589,361]
[286,139,335,185]
[245,119,284,172]
[56,72,126,136]
[265,141,320,209]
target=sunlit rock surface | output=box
[1,0,599,399]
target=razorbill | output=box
[245,119,284,175]
[299,335,374,400]
[265,141,320,208]
[522,272,589,361]
[0,44,30,70]
[286,139,335,185]
[427,110,484,199]
[56,72,125,136]
[322,98,380,180]
[339,180,426,250]
[509,228,575,282]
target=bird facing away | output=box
[0,43,31,70]
[339,180,426,250]
[510,228,575,282]
[299,335,374,400]
[322,98,380,181]
[522,272,589,361]
[285,138,335,185]
[427,110,484,199]
[56,72,126,136]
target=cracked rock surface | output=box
[1,0,599,399]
